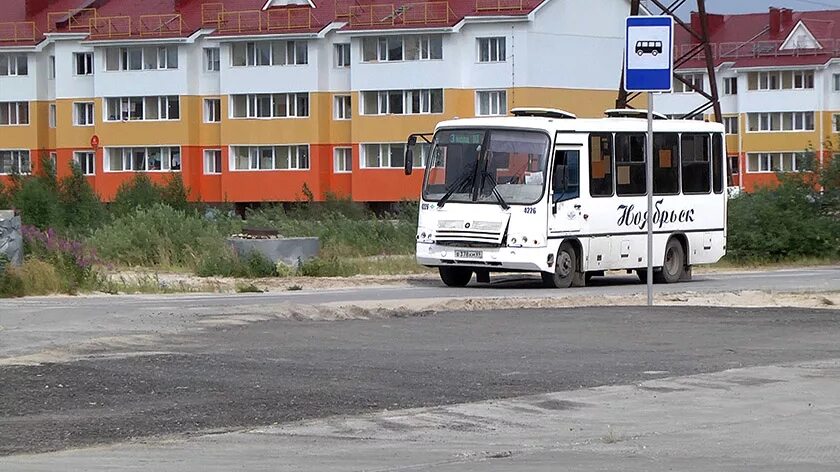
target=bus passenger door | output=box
[548,148,582,235]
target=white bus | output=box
[404,108,727,288]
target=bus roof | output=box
[435,116,725,134]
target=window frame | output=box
[0,149,31,174]
[477,37,506,63]
[204,98,222,123]
[73,102,95,127]
[0,102,30,126]
[228,145,310,171]
[334,95,351,120]
[73,150,96,175]
[203,149,223,174]
[335,43,351,67]
[475,90,507,116]
[205,47,221,72]
[333,147,353,173]
[0,53,28,76]
[74,52,94,76]
[229,93,310,119]
[103,146,182,173]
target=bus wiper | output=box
[438,168,476,208]
[480,171,510,210]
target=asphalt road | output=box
[2,305,840,457]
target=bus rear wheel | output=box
[655,238,685,284]
[439,267,473,287]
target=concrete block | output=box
[0,215,23,267]
[227,237,320,267]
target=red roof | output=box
[0,0,543,46]
[676,7,840,70]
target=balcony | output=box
[0,22,38,44]
[203,2,318,34]
[337,1,455,28]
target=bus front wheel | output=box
[542,242,583,288]
[439,267,473,287]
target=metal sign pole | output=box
[646,93,654,307]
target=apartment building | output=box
[0,0,629,203]
[659,7,840,192]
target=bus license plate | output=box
[454,250,483,260]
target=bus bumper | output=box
[416,244,552,272]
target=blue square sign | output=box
[625,16,674,92]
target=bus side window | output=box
[712,133,724,194]
[553,150,580,202]
[681,133,711,194]
[615,132,646,196]
[653,133,679,195]
[589,133,613,197]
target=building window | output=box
[105,96,180,121]
[747,112,814,132]
[204,98,221,123]
[205,47,220,71]
[674,74,704,93]
[104,46,178,71]
[74,52,94,75]
[0,150,31,174]
[73,151,95,175]
[0,53,28,76]
[723,116,738,135]
[74,102,95,126]
[834,73,840,92]
[49,152,57,170]
[335,43,351,67]
[49,56,56,79]
[477,37,506,62]
[49,104,56,128]
[361,143,406,168]
[476,90,506,116]
[834,114,840,133]
[747,70,814,90]
[230,93,309,119]
[104,147,181,172]
[723,77,737,95]
[334,95,351,120]
[204,149,222,174]
[361,35,442,62]
[361,89,443,115]
[747,152,803,173]
[229,145,310,171]
[231,41,308,67]
[0,102,29,125]
[334,147,352,173]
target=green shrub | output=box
[161,174,190,212]
[111,174,165,216]
[13,178,63,230]
[727,177,840,262]
[0,267,25,298]
[14,258,64,295]
[195,249,277,278]
[60,163,107,231]
[90,204,225,269]
[298,256,356,277]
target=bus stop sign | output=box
[624,16,674,92]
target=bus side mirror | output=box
[405,135,418,176]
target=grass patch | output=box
[298,255,428,277]
[235,282,264,293]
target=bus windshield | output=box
[422,129,551,206]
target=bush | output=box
[727,177,840,262]
[13,259,64,295]
[0,267,25,298]
[60,163,107,231]
[111,174,190,217]
[22,226,99,292]
[195,249,277,278]
[13,178,63,230]
[90,204,226,269]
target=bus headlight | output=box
[417,229,434,244]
